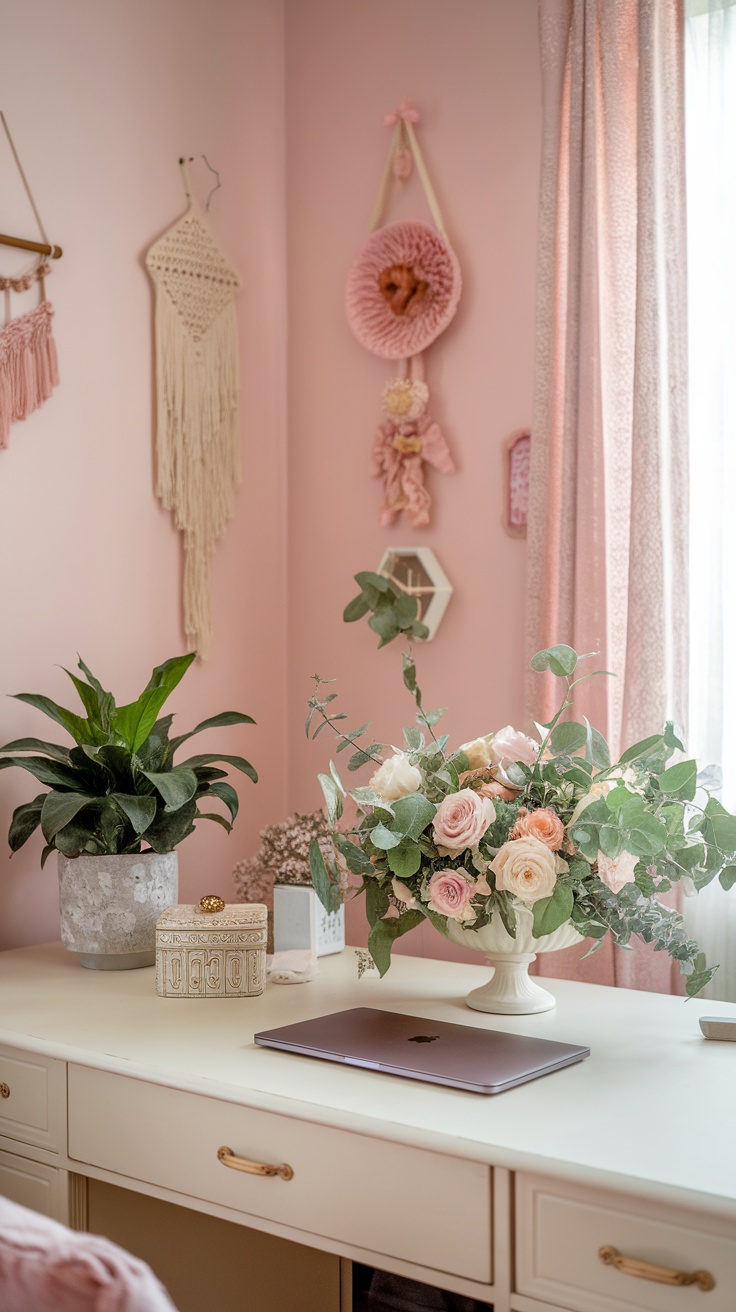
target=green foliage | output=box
[1,654,256,861]
[343,571,429,647]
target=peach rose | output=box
[511,807,565,850]
[490,725,540,773]
[432,788,496,855]
[426,868,476,921]
[491,836,566,905]
[596,850,638,894]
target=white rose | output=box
[491,835,566,905]
[596,850,638,894]
[490,725,540,774]
[369,752,422,803]
[459,734,494,770]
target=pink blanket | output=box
[0,1197,178,1312]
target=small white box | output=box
[273,885,345,957]
[156,900,267,997]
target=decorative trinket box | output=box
[156,896,267,998]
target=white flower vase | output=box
[445,905,585,1014]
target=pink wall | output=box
[284,0,541,959]
[0,0,542,960]
[0,0,287,948]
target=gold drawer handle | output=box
[217,1145,294,1181]
[599,1246,715,1292]
[0,1083,9,1099]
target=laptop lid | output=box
[254,1007,589,1095]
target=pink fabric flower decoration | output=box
[597,850,639,894]
[427,868,475,920]
[346,220,462,360]
[432,788,495,855]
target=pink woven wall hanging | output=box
[345,101,460,528]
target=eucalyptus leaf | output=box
[367,910,424,976]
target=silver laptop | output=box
[254,1007,589,1095]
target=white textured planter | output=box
[273,884,345,957]
[58,851,178,970]
[445,904,585,1014]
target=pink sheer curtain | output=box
[526,0,689,991]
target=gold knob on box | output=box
[199,895,225,914]
[0,1083,9,1099]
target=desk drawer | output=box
[68,1065,492,1283]
[515,1173,736,1312]
[0,1047,66,1154]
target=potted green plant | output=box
[0,652,256,970]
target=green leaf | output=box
[598,824,625,859]
[657,759,698,801]
[387,840,422,878]
[8,795,45,852]
[402,656,417,693]
[403,726,423,751]
[334,833,375,875]
[367,910,424,976]
[624,811,668,857]
[62,668,107,728]
[350,786,392,812]
[390,793,435,840]
[368,611,400,646]
[355,570,391,595]
[141,767,198,812]
[309,839,341,914]
[532,883,574,937]
[584,722,611,769]
[365,878,390,927]
[167,711,255,756]
[318,772,343,825]
[348,744,381,771]
[40,842,57,869]
[110,793,158,834]
[12,693,97,746]
[40,791,93,843]
[196,811,232,833]
[0,754,85,791]
[144,799,197,853]
[204,781,240,823]
[422,707,447,727]
[619,734,664,765]
[371,822,402,850]
[719,866,736,891]
[549,721,588,756]
[530,645,578,678]
[392,592,419,627]
[175,752,258,784]
[343,593,371,623]
[0,737,71,763]
[114,653,196,753]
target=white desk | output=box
[0,942,735,1312]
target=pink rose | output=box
[490,725,539,773]
[479,780,520,801]
[427,869,476,920]
[597,850,638,894]
[432,788,496,855]
[491,836,564,905]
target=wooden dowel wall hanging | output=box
[0,111,61,448]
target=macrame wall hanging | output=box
[0,112,61,449]
[146,157,240,659]
[345,101,461,528]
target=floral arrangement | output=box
[307,643,736,996]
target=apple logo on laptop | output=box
[408,1034,440,1043]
